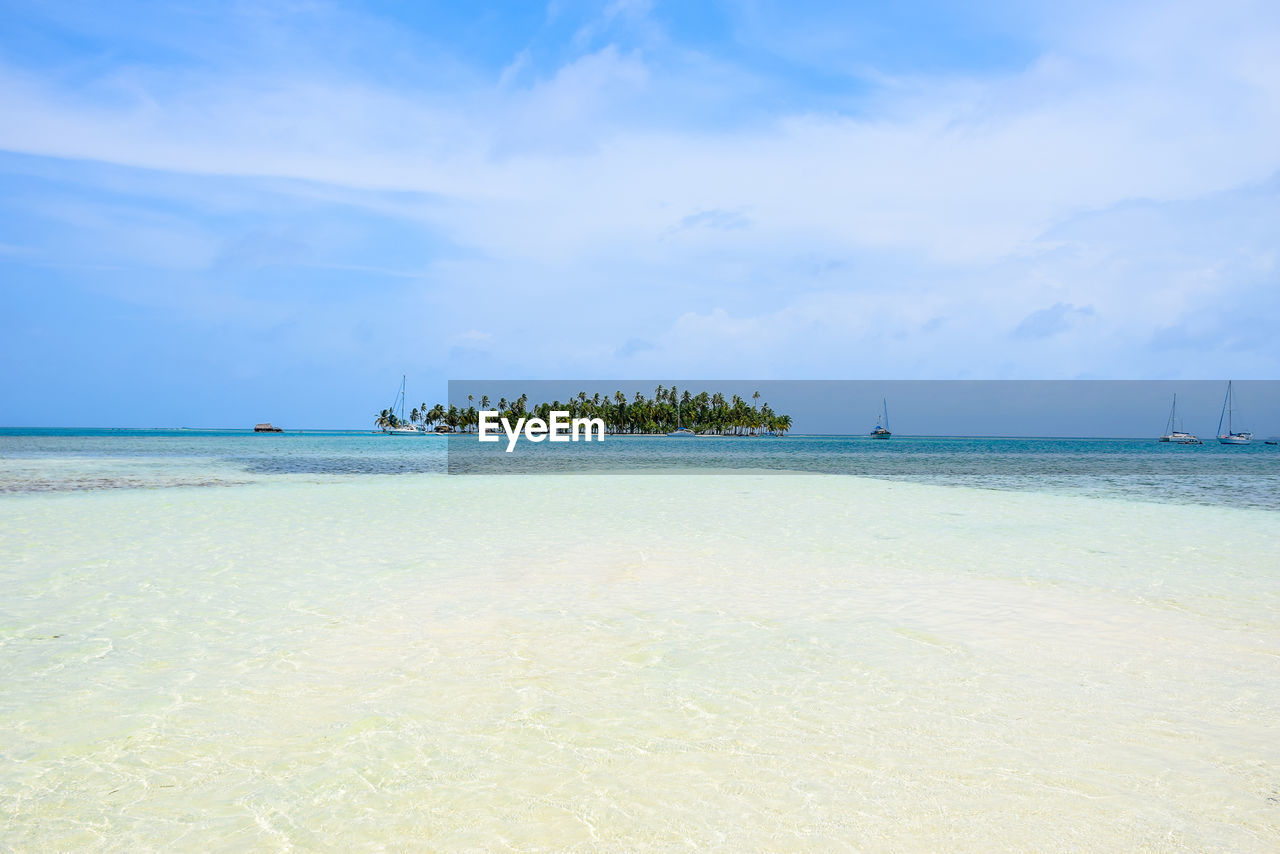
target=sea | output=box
[3,429,1279,509]
[2,429,1278,849]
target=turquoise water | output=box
[3,429,1277,509]
[3,430,1279,848]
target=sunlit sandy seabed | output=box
[2,473,1279,850]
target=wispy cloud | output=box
[674,209,752,232]
[1013,303,1095,339]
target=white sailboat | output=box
[1159,394,1201,444]
[1217,381,1252,445]
[869,398,891,438]
[388,375,422,434]
[668,395,694,436]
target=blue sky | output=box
[1,0,1277,427]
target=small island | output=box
[254,423,283,433]
[375,386,792,436]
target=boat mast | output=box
[1228,381,1234,434]
[883,398,889,432]
[1218,381,1231,437]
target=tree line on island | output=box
[375,386,793,436]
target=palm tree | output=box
[375,387,793,438]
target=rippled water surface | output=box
[3,429,1278,509]
[2,433,1279,849]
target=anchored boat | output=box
[1159,394,1201,444]
[869,398,891,438]
[1217,381,1252,445]
[667,396,695,436]
[387,375,423,434]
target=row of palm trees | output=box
[375,386,793,436]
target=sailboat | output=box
[1159,394,1201,444]
[388,375,422,434]
[667,396,694,436]
[869,398,891,438]
[1217,381,1252,445]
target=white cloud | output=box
[1,0,1278,381]
[3,3,1277,266]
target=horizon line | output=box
[3,426,1264,442]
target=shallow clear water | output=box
[2,434,1279,849]
[3,429,1278,510]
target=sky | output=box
[1,0,1277,428]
